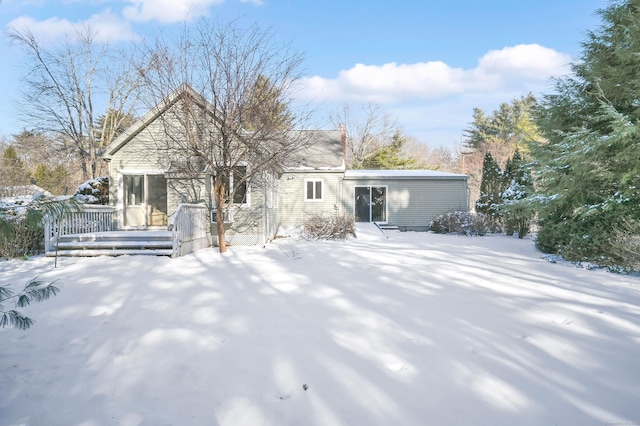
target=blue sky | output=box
[0,0,605,148]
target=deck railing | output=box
[44,205,115,252]
[172,203,211,257]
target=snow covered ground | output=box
[1,225,639,426]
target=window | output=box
[305,179,323,201]
[220,166,248,204]
[231,166,247,204]
[124,175,143,206]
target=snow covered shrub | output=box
[303,215,356,240]
[500,152,534,238]
[74,177,108,204]
[0,278,60,330]
[429,211,488,236]
[500,187,534,238]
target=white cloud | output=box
[7,10,139,43]
[299,44,572,148]
[240,0,264,5]
[478,44,571,79]
[297,44,571,104]
[122,0,225,23]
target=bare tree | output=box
[137,19,310,253]
[9,26,143,181]
[330,103,397,169]
[402,136,461,172]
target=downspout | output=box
[466,178,471,212]
[339,124,347,166]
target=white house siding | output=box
[106,115,175,228]
[106,106,275,244]
[278,171,345,226]
[342,176,469,229]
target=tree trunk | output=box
[80,157,91,182]
[213,178,227,253]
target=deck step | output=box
[57,232,172,243]
[376,224,400,230]
[47,231,174,257]
[46,249,173,257]
[56,240,173,250]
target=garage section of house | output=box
[343,169,469,231]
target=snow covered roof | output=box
[344,169,467,180]
[0,185,53,198]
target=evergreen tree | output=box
[462,94,540,209]
[241,75,293,132]
[475,152,504,229]
[360,131,418,169]
[501,151,534,238]
[0,146,30,193]
[533,0,640,267]
[463,94,540,153]
[33,163,71,195]
[0,279,59,330]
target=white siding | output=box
[278,171,345,226]
[342,177,469,227]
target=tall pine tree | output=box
[476,152,504,229]
[533,0,640,267]
[360,131,418,169]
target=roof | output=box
[344,169,467,180]
[103,85,344,171]
[0,185,53,197]
[285,129,345,170]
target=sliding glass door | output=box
[354,186,387,223]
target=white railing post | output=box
[44,214,52,253]
[171,203,211,257]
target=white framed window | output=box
[216,165,250,206]
[305,179,323,201]
[228,166,248,204]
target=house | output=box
[102,85,469,247]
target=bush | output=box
[430,211,489,236]
[0,195,81,258]
[501,198,534,238]
[74,177,109,204]
[303,215,356,240]
[604,218,639,272]
[535,213,620,268]
[0,209,44,259]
